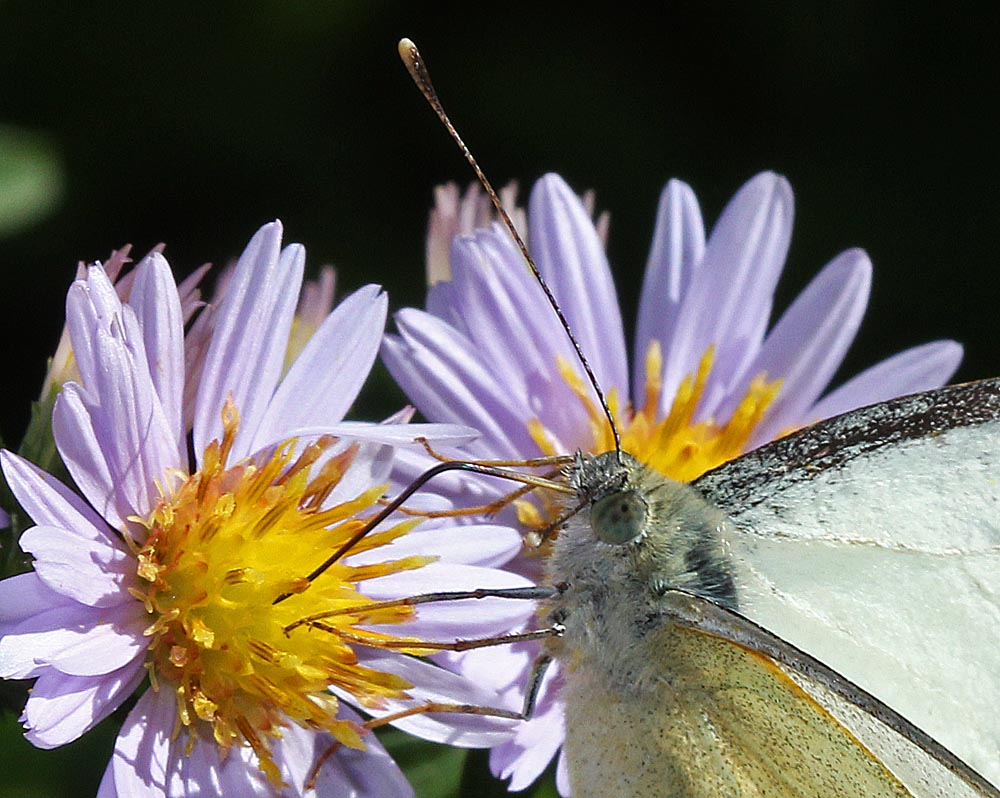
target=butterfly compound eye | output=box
[590,491,647,545]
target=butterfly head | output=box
[552,451,738,616]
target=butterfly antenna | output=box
[398,38,622,461]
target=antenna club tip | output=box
[398,37,418,64]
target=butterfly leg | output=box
[285,585,560,635]
[415,436,574,469]
[303,622,560,790]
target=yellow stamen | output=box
[532,342,782,484]
[134,400,432,786]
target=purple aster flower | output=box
[381,172,962,793]
[0,221,532,797]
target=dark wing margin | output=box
[694,377,1000,514]
[659,588,1000,798]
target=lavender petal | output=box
[282,711,414,798]
[109,689,175,797]
[64,265,124,390]
[193,223,303,461]
[529,174,629,394]
[348,653,518,747]
[662,172,793,412]
[0,450,113,541]
[0,572,71,628]
[721,248,871,441]
[53,384,122,529]
[808,340,963,424]
[360,563,536,641]
[251,285,388,450]
[85,326,179,520]
[346,524,522,569]
[35,601,148,677]
[446,231,570,390]
[0,599,125,679]
[130,252,186,455]
[635,178,706,401]
[24,661,146,748]
[383,311,536,457]
[493,702,565,792]
[20,524,135,608]
[555,750,570,796]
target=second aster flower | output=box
[382,172,963,793]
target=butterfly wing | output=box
[564,620,920,797]
[650,589,999,798]
[694,377,1000,786]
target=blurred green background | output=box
[1,2,999,796]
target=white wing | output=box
[657,588,1000,798]
[695,378,1000,785]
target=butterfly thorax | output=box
[547,451,737,696]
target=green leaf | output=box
[460,748,561,797]
[379,728,467,798]
[19,380,66,480]
[0,125,64,237]
[0,706,116,797]
[0,381,73,578]
[378,727,563,797]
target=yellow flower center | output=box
[529,341,782,483]
[130,401,430,785]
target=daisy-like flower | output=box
[0,222,533,797]
[381,172,962,793]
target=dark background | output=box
[1,2,998,796]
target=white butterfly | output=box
[551,378,1000,797]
